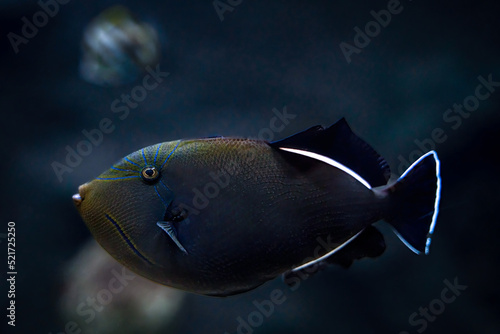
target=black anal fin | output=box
[157,221,188,254]
[323,225,386,268]
[282,226,386,286]
[269,118,391,187]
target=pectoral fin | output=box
[157,221,188,254]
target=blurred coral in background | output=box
[59,240,184,334]
[79,5,161,86]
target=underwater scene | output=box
[1,0,499,333]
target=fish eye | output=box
[141,166,160,183]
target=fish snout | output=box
[72,183,89,206]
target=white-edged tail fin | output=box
[383,151,441,255]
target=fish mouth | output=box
[72,183,88,206]
[72,193,82,206]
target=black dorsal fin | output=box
[269,118,391,187]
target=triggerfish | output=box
[73,118,441,296]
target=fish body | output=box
[73,119,441,296]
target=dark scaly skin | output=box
[75,138,390,296]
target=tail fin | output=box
[384,151,441,255]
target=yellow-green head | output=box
[73,140,181,281]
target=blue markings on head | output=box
[96,175,140,180]
[154,180,174,208]
[124,156,141,167]
[110,166,137,172]
[105,213,154,265]
[96,141,181,181]
[97,142,177,210]
[154,144,161,164]
[161,140,180,169]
